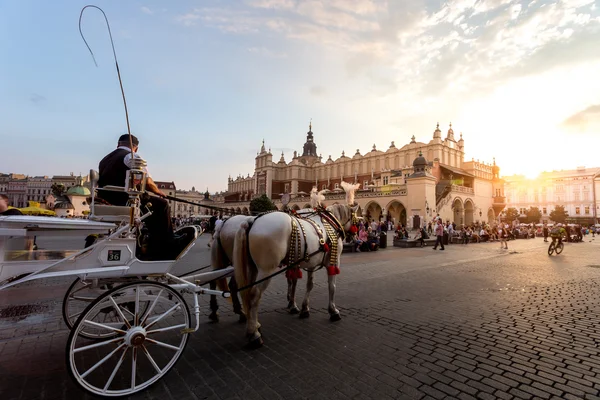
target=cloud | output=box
[30,93,46,105]
[141,6,153,15]
[176,0,600,100]
[309,86,327,96]
[561,104,600,132]
[247,46,287,58]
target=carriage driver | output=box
[98,134,187,260]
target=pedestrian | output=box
[433,220,445,250]
[499,225,508,249]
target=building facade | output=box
[504,167,600,224]
[221,123,506,228]
[154,181,177,218]
[27,176,53,204]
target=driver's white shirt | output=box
[118,146,152,178]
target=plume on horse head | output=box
[310,187,325,208]
[341,181,360,205]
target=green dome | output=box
[67,185,91,196]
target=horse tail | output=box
[233,220,252,317]
[211,230,231,295]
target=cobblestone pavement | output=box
[2,234,600,399]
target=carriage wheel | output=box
[67,281,190,397]
[555,242,564,255]
[63,278,115,338]
[63,278,151,339]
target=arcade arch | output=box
[242,207,249,215]
[365,201,383,222]
[452,198,463,226]
[386,200,407,227]
[464,200,475,226]
[487,208,495,224]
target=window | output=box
[576,207,580,215]
[585,206,590,215]
[284,183,290,193]
[383,176,389,185]
[364,180,369,189]
[335,183,339,189]
[574,191,580,201]
[322,184,327,190]
[543,207,547,215]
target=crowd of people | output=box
[345,214,598,253]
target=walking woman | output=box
[499,225,508,250]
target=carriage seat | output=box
[89,204,131,223]
[88,169,130,223]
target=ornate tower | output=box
[302,121,318,157]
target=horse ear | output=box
[351,203,359,213]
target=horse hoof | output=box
[289,306,300,315]
[287,301,295,309]
[244,336,264,350]
[208,312,219,322]
[330,313,342,322]
[299,311,310,319]
[238,313,247,323]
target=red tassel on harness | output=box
[326,265,340,276]
[323,243,330,252]
[285,268,303,279]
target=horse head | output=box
[326,202,360,233]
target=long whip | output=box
[79,5,135,153]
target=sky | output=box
[1,0,599,192]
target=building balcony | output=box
[493,196,506,206]
[450,185,474,195]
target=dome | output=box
[66,185,91,196]
[413,152,427,168]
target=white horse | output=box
[209,214,255,323]
[233,183,360,348]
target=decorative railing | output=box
[451,185,474,194]
[493,196,506,204]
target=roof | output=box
[66,185,91,196]
[440,164,475,178]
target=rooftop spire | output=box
[309,118,312,132]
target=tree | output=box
[526,207,542,224]
[549,205,568,224]
[249,194,277,215]
[51,183,66,197]
[504,207,520,223]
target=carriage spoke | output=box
[145,338,181,351]
[70,295,98,302]
[74,337,123,353]
[83,319,127,334]
[134,287,140,326]
[141,345,162,374]
[102,346,128,393]
[147,323,187,335]
[144,302,180,330]
[141,289,163,325]
[69,311,83,320]
[80,343,127,379]
[131,347,137,390]
[70,281,91,295]
[109,296,131,329]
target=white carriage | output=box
[0,169,233,397]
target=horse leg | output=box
[328,274,341,321]
[208,281,219,322]
[287,277,300,314]
[228,276,246,323]
[245,276,271,349]
[299,269,314,319]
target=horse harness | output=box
[284,207,346,277]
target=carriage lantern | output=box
[125,157,148,195]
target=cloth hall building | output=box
[221,123,506,229]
